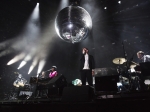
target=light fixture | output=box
[72,79,82,86]
[55,6,92,43]
[118,1,121,4]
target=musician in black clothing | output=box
[80,47,95,87]
[36,71,48,98]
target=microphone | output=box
[47,69,52,71]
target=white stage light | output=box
[28,65,34,74]
[37,59,46,77]
[118,1,121,4]
[7,53,25,65]
[0,49,12,57]
[18,61,27,69]
[104,7,107,9]
[28,57,38,74]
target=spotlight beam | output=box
[37,59,46,77]
[28,57,39,74]
[18,61,27,69]
[7,53,26,65]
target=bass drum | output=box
[119,76,129,85]
[117,76,130,92]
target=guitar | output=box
[13,78,27,87]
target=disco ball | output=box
[55,6,92,43]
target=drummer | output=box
[136,51,150,90]
[128,51,150,72]
[137,51,150,63]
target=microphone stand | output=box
[121,41,129,77]
[34,73,40,98]
[121,41,131,91]
[122,41,128,67]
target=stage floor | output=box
[1,89,150,112]
[1,90,150,103]
[1,91,150,112]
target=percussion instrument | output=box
[113,58,126,64]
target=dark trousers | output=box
[80,70,93,86]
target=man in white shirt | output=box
[136,51,150,91]
[80,48,95,86]
[137,51,150,62]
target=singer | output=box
[49,66,58,78]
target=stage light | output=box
[72,79,82,86]
[68,24,73,28]
[7,53,26,65]
[37,59,46,77]
[118,1,121,4]
[18,61,27,69]
[55,6,92,43]
[28,57,38,74]
[117,82,122,86]
[104,7,107,9]
[0,49,12,57]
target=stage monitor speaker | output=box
[95,75,119,91]
[94,68,118,77]
[48,74,67,88]
[48,87,59,96]
[61,85,94,102]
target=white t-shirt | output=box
[141,55,150,62]
[83,54,90,69]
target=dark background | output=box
[0,0,150,94]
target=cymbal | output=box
[130,64,137,69]
[130,61,139,68]
[113,58,126,64]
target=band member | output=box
[136,51,150,91]
[35,67,57,98]
[13,74,27,87]
[80,47,95,86]
[137,51,150,62]
[49,66,58,78]
[13,74,27,99]
[38,71,46,79]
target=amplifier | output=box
[94,68,118,77]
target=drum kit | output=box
[113,57,141,92]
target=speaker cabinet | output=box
[61,85,94,102]
[95,75,119,91]
[37,74,67,90]
[48,74,67,88]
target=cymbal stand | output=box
[117,60,122,76]
[122,41,132,91]
[117,60,130,92]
